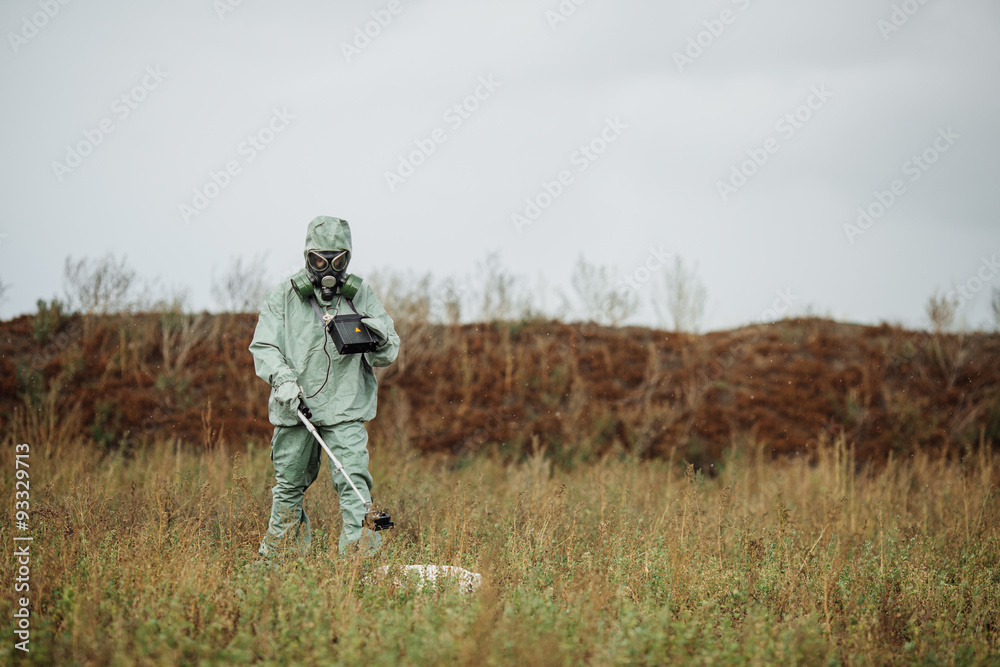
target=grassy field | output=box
[1,432,998,665]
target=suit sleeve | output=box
[359,283,400,367]
[249,287,299,387]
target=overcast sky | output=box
[1,0,998,331]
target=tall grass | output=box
[1,432,997,665]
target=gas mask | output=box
[306,249,349,301]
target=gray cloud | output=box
[1,0,998,330]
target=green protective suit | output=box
[249,216,400,558]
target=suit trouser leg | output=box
[259,425,320,557]
[321,421,382,556]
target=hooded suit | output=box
[250,216,400,557]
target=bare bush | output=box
[437,275,468,325]
[653,255,707,333]
[367,268,478,326]
[64,253,137,314]
[211,255,271,313]
[925,290,957,334]
[366,268,433,329]
[142,280,191,313]
[367,262,546,327]
[364,268,438,377]
[159,308,208,379]
[474,252,535,322]
[567,255,638,326]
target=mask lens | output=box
[308,251,328,272]
[331,251,349,272]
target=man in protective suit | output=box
[250,216,400,558]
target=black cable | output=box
[306,314,334,400]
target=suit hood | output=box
[303,216,352,268]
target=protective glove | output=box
[361,316,388,346]
[274,381,302,409]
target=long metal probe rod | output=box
[297,409,371,511]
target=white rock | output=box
[373,564,482,593]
